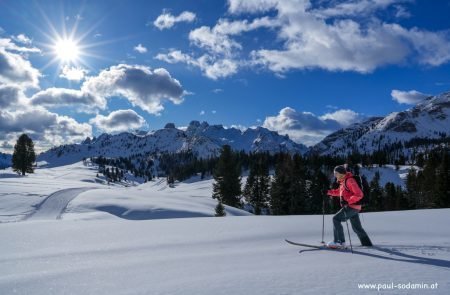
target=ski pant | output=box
[333,207,369,243]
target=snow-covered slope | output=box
[0,161,123,222]
[1,160,449,294]
[1,160,412,225]
[0,161,249,223]
[314,91,450,156]
[0,160,413,224]
[360,165,415,188]
[1,209,449,294]
[38,121,308,167]
[64,180,251,221]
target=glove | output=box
[340,199,348,207]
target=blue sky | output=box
[1,0,450,151]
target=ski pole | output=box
[321,196,325,244]
[342,206,354,254]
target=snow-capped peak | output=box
[314,90,450,156]
[38,121,308,167]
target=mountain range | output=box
[313,91,450,156]
[37,121,308,167]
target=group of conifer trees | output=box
[212,145,450,216]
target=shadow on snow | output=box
[95,205,211,220]
[299,245,450,269]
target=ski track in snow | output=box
[1,162,450,294]
[27,188,96,221]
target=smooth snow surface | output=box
[0,162,249,222]
[1,210,449,294]
[1,162,449,294]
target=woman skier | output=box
[326,165,373,249]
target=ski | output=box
[285,239,325,249]
[285,239,349,252]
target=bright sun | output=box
[54,39,80,62]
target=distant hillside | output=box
[38,121,308,167]
[313,91,450,158]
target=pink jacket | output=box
[327,172,363,211]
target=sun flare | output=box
[54,39,80,62]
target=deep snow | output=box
[0,162,449,294]
[1,210,449,294]
[0,161,249,222]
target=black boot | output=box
[360,236,373,247]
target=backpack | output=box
[343,174,370,206]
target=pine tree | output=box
[395,184,408,210]
[215,200,226,217]
[212,145,242,208]
[12,134,36,176]
[369,171,383,211]
[406,167,418,209]
[307,170,330,214]
[289,154,307,214]
[270,154,293,215]
[434,150,450,207]
[422,151,439,207]
[243,155,270,215]
[384,182,396,211]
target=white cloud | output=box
[0,107,92,152]
[212,88,223,93]
[59,65,89,82]
[391,89,429,104]
[82,64,185,115]
[155,50,189,64]
[310,0,408,18]
[154,11,196,30]
[388,24,450,66]
[0,47,41,88]
[188,17,277,55]
[197,55,239,80]
[0,85,22,108]
[394,5,411,18]
[245,0,450,73]
[263,106,364,146]
[189,25,242,56]
[30,87,106,110]
[0,38,40,53]
[230,124,247,131]
[319,109,364,126]
[89,109,146,133]
[157,0,450,79]
[250,18,412,73]
[200,110,205,115]
[12,34,32,45]
[155,50,239,80]
[227,0,279,14]
[134,44,148,54]
[156,16,276,80]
